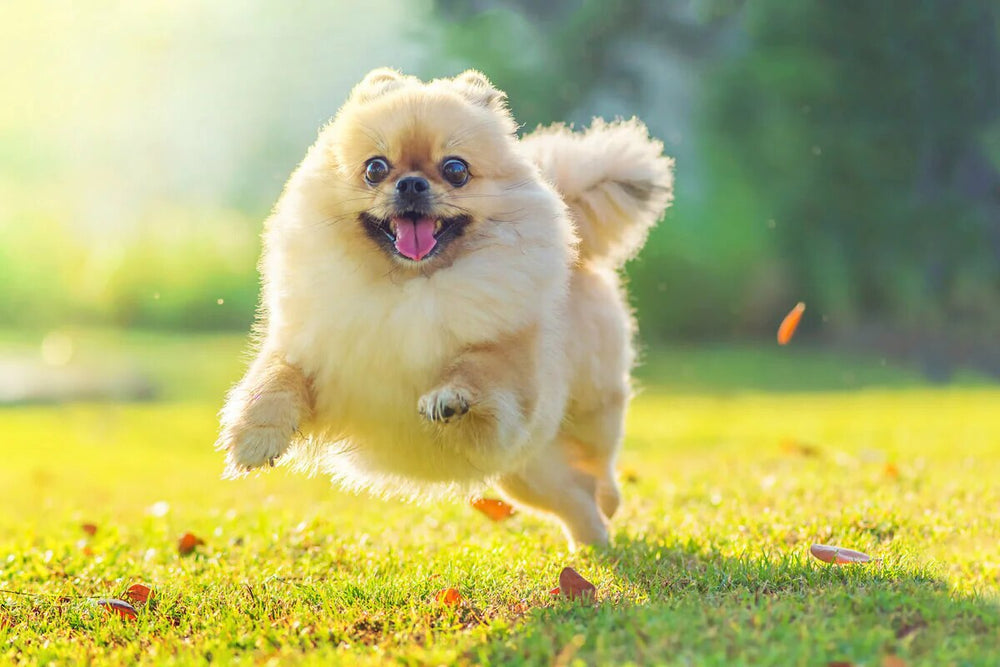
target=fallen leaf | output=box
[780,438,821,457]
[549,587,561,596]
[470,497,516,522]
[558,567,596,601]
[894,620,926,640]
[81,546,94,557]
[777,301,806,345]
[95,598,138,620]
[882,656,907,667]
[810,544,872,564]
[81,523,98,537]
[177,532,205,556]
[434,588,462,605]
[126,583,153,604]
[884,462,900,479]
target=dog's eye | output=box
[441,158,470,187]
[364,157,390,185]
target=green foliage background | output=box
[2,1,997,367]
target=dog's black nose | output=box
[395,176,430,196]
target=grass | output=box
[1,332,999,665]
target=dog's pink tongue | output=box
[393,217,437,261]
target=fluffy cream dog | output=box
[217,69,673,548]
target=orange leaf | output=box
[434,587,462,605]
[177,532,205,556]
[777,302,806,345]
[126,583,153,604]
[884,462,900,479]
[95,598,138,620]
[549,587,561,596]
[780,438,820,457]
[558,567,596,601]
[882,656,907,667]
[470,497,516,522]
[81,523,98,537]
[810,544,871,565]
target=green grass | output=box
[1,333,999,665]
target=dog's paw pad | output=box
[418,387,471,424]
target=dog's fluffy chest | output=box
[275,264,528,430]
[289,285,445,419]
[272,265,538,484]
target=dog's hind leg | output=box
[563,391,628,521]
[497,437,609,549]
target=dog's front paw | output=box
[217,424,294,478]
[418,386,471,424]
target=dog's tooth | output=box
[389,219,398,235]
[434,219,442,234]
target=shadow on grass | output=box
[479,535,1000,665]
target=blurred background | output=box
[1,0,999,404]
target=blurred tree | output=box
[434,0,739,128]
[706,1,1000,361]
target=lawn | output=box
[1,332,999,665]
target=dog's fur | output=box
[217,69,673,548]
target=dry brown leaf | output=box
[780,438,821,457]
[558,567,596,601]
[126,583,153,604]
[81,523,98,537]
[177,532,205,556]
[777,301,806,345]
[810,544,871,565]
[434,588,462,605]
[95,598,138,620]
[894,621,925,640]
[470,498,516,522]
[882,656,907,667]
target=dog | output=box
[216,69,673,548]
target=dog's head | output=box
[297,69,536,270]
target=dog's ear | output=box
[452,70,507,110]
[350,68,409,103]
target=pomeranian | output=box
[217,69,673,548]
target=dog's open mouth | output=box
[388,214,442,261]
[362,211,471,262]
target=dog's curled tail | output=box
[522,118,674,267]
